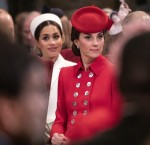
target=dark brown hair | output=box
[71,27,81,56]
[34,20,63,41]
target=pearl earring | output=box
[77,46,80,49]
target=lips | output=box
[90,49,99,52]
[47,47,57,52]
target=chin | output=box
[90,54,101,59]
[48,53,58,58]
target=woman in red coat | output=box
[51,6,123,145]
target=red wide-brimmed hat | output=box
[71,6,113,33]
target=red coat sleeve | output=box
[50,69,68,137]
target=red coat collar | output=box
[74,55,112,76]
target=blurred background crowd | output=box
[0,0,150,145]
[1,0,150,18]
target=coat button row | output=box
[73,91,90,97]
[72,100,88,107]
[77,72,94,78]
[72,110,88,117]
[76,82,92,88]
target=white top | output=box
[46,54,76,124]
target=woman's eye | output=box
[84,35,92,40]
[97,34,104,39]
[53,35,60,39]
[42,36,49,41]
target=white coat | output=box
[46,54,76,124]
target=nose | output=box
[48,38,56,45]
[92,38,99,46]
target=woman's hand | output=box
[62,136,70,145]
[51,133,70,145]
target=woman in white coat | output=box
[30,13,76,136]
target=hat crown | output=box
[71,6,112,33]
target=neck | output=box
[42,55,59,63]
[81,56,96,71]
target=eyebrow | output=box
[98,32,104,34]
[41,32,60,37]
[41,34,49,37]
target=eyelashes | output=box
[83,33,104,41]
[41,34,61,41]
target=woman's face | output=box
[75,32,104,61]
[36,24,63,61]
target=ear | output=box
[62,34,65,44]
[74,39,79,48]
[35,40,40,50]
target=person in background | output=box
[30,13,76,139]
[15,12,29,47]
[41,5,80,63]
[108,10,150,66]
[104,10,150,64]
[0,35,48,145]
[23,11,41,55]
[50,6,122,145]
[0,9,14,42]
[121,10,150,38]
[73,32,150,145]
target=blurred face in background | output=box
[0,65,48,145]
[23,18,36,47]
[0,9,14,42]
[36,24,63,62]
[18,66,48,144]
[23,12,40,47]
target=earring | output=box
[77,45,80,49]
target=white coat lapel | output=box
[51,55,65,88]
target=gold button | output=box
[71,119,75,124]
[76,82,80,88]
[87,82,91,87]
[85,91,89,96]
[72,101,77,106]
[89,72,94,78]
[77,73,82,79]
[73,92,78,97]
[73,110,78,116]
[84,100,88,106]
[83,110,88,115]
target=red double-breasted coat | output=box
[50,55,122,140]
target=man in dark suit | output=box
[72,32,150,145]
